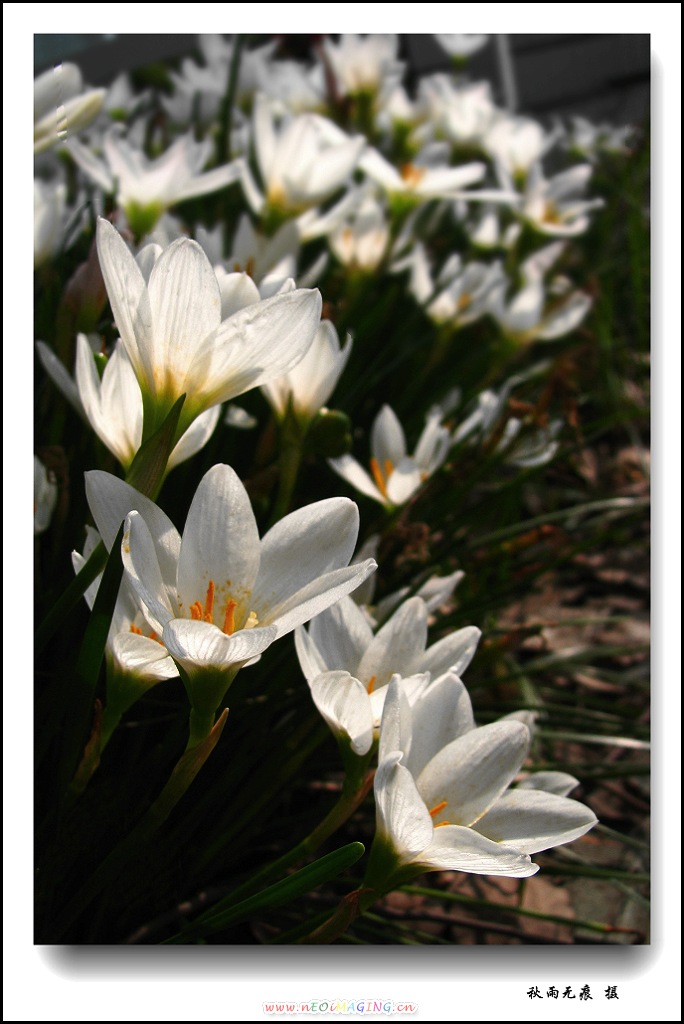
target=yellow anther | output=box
[400,163,425,188]
[203,580,215,623]
[223,599,238,636]
[370,457,389,499]
[367,674,377,695]
[429,800,448,819]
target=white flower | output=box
[360,144,486,205]
[486,242,592,343]
[484,115,561,177]
[261,320,352,425]
[34,456,58,535]
[240,96,366,216]
[394,242,504,328]
[95,218,322,438]
[86,466,377,697]
[322,34,404,98]
[416,76,497,148]
[72,526,178,686]
[434,34,489,59]
[369,676,597,882]
[67,129,242,233]
[517,162,604,237]
[36,337,220,473]
[328,404,451,507]
[329,191,390,271]
[296,594,481,755]
[34,180,67,268]
[34,62,105,154]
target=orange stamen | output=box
[223,599,238,636]
[434,821,450,828]
[129,624,143,635]
[429,800,448,819]
[190,601,203,620]
[369,457,388,499]
[367,674,377,695]
[203,580,215,623]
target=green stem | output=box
[213,769,375,911]
[52,710,229,941]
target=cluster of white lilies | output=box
[34,34,621,916]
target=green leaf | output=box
[59,524,124,790]
[166,841,365,943]
[126,393,186,499]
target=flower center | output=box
[129,623,163,646]
[429,800,450,828]
[188,580,259,635]
[400,163,426,189]
[369,457,394,499]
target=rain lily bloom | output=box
[365,676,597,886]
[483,114,561,178]
[485,242,592,343]
[416,76,497,149]
[261,320,352,427]
[95,218,322,440]
[433,34,489,60]
[328,404,451,508]
[295,593,481,754]
[329,191,391,272]
[34,456,58,534]
[34,62,105,154]
[359,143,486,207]
[394,243,504,329]
[239,96,366,217]
[321,34,404,98]
[516,162,605,237]
[34,179,68,268]
[73,525,178,700]
[36,337,220,473]
[87,465,376,744]
[67,130,242,235]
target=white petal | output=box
[419,625,482,678]
[310,671,374,755]
[36,340,83,415]
[294,624,329,683]
[122,511,177,634]
[385,457,422,505]
[517,771,581,798]
[378,677,413,764]
[252,497,361,617]
[404,672,475,779]
[474,789,597,854]
[166,405,221,471]
[176,464,261,628]
[417,720,530,827]
[163,619,277,672]
[202,288,322,404]
[110,632,179,681]
[307,595,374,675]
[418,824,538,876]
[264,560,377,639]
[327,455,386,505]
[371,405,406,466]
[146,237,222,390]
[374,753,434,859]
[96,219,153,384]
[85,471,181,589]
[357,596,428,690]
